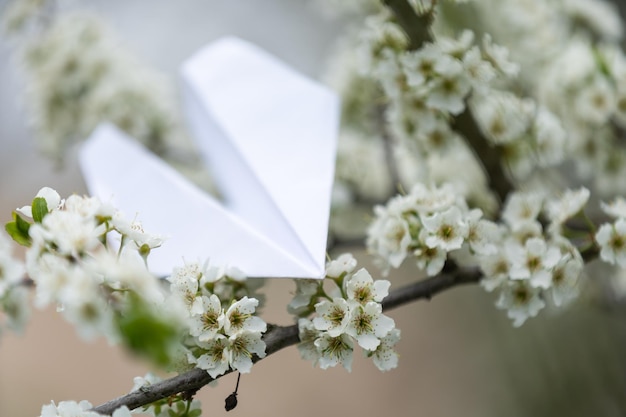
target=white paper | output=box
[79,37,340,278]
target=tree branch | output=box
[381,0,515,203]
[382,0,433,49]
[91,266,482,415]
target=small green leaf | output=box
[14,211,31,235]
[5,212,31,247]
[31,197,49,223]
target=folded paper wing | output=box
[80,37,340,279]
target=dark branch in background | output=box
[92,266,482,415]
[451,110,512,203]
[382,0,433,49]
[382,0,514,203]
[379,108,402,196]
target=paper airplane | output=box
[79,37,340,278]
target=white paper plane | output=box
[79,37,340,278]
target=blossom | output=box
[366,209,413,271]
[168,264,202,316]
[287,279,320,316]
[297,318,322,364]
[17,187,63,218]
[326,253,358,278]
[426,56,472,115]
[345,302,395,350]
[496,280,546,327]
[502,191,544,230]
[369,328,401,372]
[421,206,469,251]
[188,295,224,342]
[479,250,511,292]
[401,43,444,87]
[481,34,519,77]
[473,91,534,145]
[544,187,589,226]
[575,75,616,125]
[414,243,447,276]
[29,210,105,258]
[223,296,266,336]
[549,255,583,306]
[600,197,626,218]
[596,219,626,267]
[532,106,566,167]
[465,209,499,256]
[507,237,561,289]
[314,333,354,371]
[40,400,100,417]
[227,330,267,373]
[194,335,230,378]
[313,298,352,337]
[345,268,390,305]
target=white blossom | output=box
[496,280,546,327]
[314,332,354,371]
[596,219,626,267]
[223,296,266,336]
[369,328,401,372]
[549,255,583,306]
[313,298,352,337]
[345,302,395,351]
[39,400,100,417]
[502,191,544,230]
[421,206,469,251]
[345,268,390,305]
[17,186,63,218]
[193,335,230,378]
[507,237,561,289]
[545,187,590,227]
[189,295,224,342]
[227,330,267,373]
[326,253,358,278]
[600,197,626,218]
[288,279,320,316]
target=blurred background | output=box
[1,1,626,416]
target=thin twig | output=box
[91,266,482,415]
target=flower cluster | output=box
[291,254,399,372]
[8,187,170,341]
[479,189,589,326]
[39,400,132,417]
[167,261,268,378]
[368,183,591,326]
[6,10,186,162]
[367,182,498,276]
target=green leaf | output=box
[5,212,31,247]
[31,197,49,223]
[115,293,180,368]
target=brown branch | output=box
[451,109,512,203]
[381,0,515,203]
[91,266,482,415]
[382,0,433,49]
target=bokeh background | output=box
[1,1,626,416]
